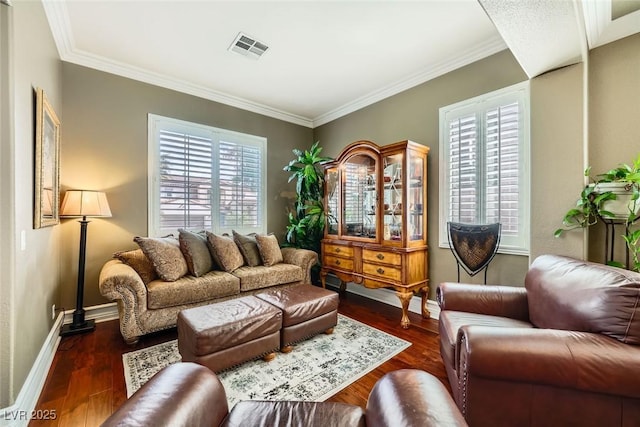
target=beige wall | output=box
[314,50,530,296]
[587,33,640,265]
[1,0,63,406]
[4,3,640,409]
[61,63,313,308]
[530,63,586,261]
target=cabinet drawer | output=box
[362,249,400,265]
[324,244,354,258]
[363,262,401,282]
[324,255,354,271]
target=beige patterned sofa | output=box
[100,245,318,344]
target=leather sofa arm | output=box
[281,247,319,284]
[437,282,529,321]
[458,325,640,398]
[101,363,229,427]
[366,369,467,427]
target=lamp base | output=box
[60,319,95,337]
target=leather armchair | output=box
[437,254,640,427]
[101,362,467,427]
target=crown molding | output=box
[582,0,640,49]
[582,0,610,48]
[311,35,508,127]
[43,1,507,129]
[41,1,314,128]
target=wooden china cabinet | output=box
[320,140,430,328]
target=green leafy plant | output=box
[553,167,617,237]
[283,141,332,255]
[555,154,640,271]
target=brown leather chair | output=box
[437,254,640,427]
[101,362,467,427]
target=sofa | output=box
[437,254,640,427]
[100,362,467,427]
[99,231,318,344]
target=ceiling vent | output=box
[228,32,269,59]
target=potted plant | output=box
[555,154,640,271]
[283,141,332,257]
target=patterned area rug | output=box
[122,314,410,406]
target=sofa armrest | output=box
[99,259,153,343]
[458,325,640,398]
[281,247,319,284]
[101,363,228,427]
[366,369,467,427]
[99,259,148,307]
[437,282,529,321]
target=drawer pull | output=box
[335,260,341,265]
[377,268,384,274]
[335,247,341,253]
[376,253,385,260]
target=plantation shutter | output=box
[485,102,520,236]
[448,114,478,223]
[439,81,529,253]
[217,140,263,231]
[158,130,213,230]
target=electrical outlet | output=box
[51,304,56,320]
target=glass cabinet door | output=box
[382,152,403,242]
[408,149,425,241]
[326,168,339,236]
[342,154,377,239]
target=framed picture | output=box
[34,87,60,229]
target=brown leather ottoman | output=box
[256,284,339,352]
[177,296,282,372]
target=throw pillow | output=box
[232,230,262,267]
[113,249,158,284]
[255,234,283,267]
[178,229,214,277]
[133,236,188,282]
[206,232,245,272]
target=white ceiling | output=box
[42,1,640,128]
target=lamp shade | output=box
[60,190,112,218]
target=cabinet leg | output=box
[339,280,347,294]
[320,271,327,289]
[421,286,430,319]
[395,291,412,329]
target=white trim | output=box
[41,1,313,128]
[582,0,640,49]
[438,81,531,255]
[63,302,119,325]
[325,275,440,320]
[0,314,61,427]
[312,36,507,127]
[0,303,119,427]
[148,114,268,237]
[42,0,507,129]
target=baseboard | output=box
[325,276,440,320]
[0,312,63,427]
[62,302,119,325]
[0,303,119,427]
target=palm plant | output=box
[283,141,332,255]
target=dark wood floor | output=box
[30,292,447,426]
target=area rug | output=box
[122,314,410,406]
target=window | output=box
[148,114,267,237]
[439,82,530,254]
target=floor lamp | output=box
[60,190,112,336]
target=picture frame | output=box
[34,87,60,229]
